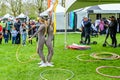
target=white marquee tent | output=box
[16,13,29,22]
[17,13,27,18]
[40,4,66,30]
[2,13,14,19]
[74,3,120,29]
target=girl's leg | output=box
[38,39,46,63]
[46,41,53,63]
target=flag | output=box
[48,0,51,8]
[53,0,58,34]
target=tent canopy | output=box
[83,4,120,14]
[65,0,120,12]
[40,4,65,16]
[2,13,13,19]
[17,13,27,18]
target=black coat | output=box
[14,21,21,31]
[84,21,91,34]
[109,20,117,33]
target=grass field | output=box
[0,33,120,80]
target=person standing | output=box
[6,18,12,40]
[14,19,21,44]
[29,17,47,67]
[20,23,28,46]
[79,19,85,44]
[83,17,91,45]
[11,27,18,45]
[109,16,118,48]
[28,21,34,44]
[45,12,54,67]
[3,30,9,44]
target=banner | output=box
[53,0,58,34]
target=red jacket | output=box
[0,25,2,32]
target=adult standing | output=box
[29,17,47,67]
[28,20,34,44]
[20,22,28,46]
[14,18,21,44]
[79,19,85,43]
[6,18,12,40]
[83,17,91,45]
[109,16,118,48]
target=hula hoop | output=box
[90,52,120,60]
[76,54,100,62]
[96,66,120,78]
[16,45,37,63]
[30,54,39,60]
[40,68,74,80]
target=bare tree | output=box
[6,0,22,16]
[34,0,43,14]
[0,2,8,16]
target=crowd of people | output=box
[0,18,40,46]
[0,12,54,67]
[80,16,118,48]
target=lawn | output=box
[0,33,120,80]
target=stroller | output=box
[90,24,98,37]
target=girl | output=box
[29,17,47,67]
[45,14,54,67]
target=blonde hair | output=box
[39,17,45,23]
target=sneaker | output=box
[46,62,54,67]
[38,61,43,65]
[39,63,47,67]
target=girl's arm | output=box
[30,25,44,39]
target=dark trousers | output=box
[110,32,117,47]
[5,38,8,43]
[15,33,21,44]
[28,36,32,44]
[81,30,85,41]
[8,30,11,40]
[85,33,90,44]
[0,38,2,44]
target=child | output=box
[3,30,9,43]
[11,27,18,44]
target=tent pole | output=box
[64,13,67,49]
[115,13,117,19]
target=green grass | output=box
[0,33,120,80]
